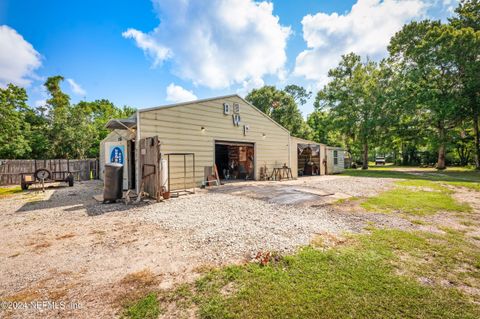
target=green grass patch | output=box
[188,229,480,319]
[361,180,470,216]
[0,186,22,197]
[447,181,480,191]
[343,167,480,188]
[122,292,160,319]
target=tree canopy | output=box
[0,76,135,159]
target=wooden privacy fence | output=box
[0,159,99,186]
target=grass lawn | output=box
[343,166,480,185]
[122,292,160,319]
[0,186,22,198]
[124,229,480,319]
[120,166,480,318]
[361,180,471,216]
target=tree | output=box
[450,0,480,168]
[389,21,464,169]
[44,76,72,158]
[315,53,386,169]
[284,84,312,106]
[0,84,31,158]
[246,86,312,139]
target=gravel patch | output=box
[139,192,349,263]
[296,175,396,197]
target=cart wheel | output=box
[21,182,29,190]
[34,168,51,181]
[66,175,74,187]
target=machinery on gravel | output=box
[20,159,75,190]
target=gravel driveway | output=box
[0,175,397,318]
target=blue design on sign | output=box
[110,146,124,164]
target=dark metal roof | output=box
[105,118,137,130]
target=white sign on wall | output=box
[105,141,128,190]
[232,114,241,126]
[233,102,240,114]
[243,125,249,136]
[224,101,247,129]
[223,103,230,115]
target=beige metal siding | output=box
[139,95,290,190]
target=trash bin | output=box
[103,163,123,203]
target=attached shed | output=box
[326,146,345,174]
[290,137,326,178]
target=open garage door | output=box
[215,141,254,181]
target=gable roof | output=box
[137,94,290,134]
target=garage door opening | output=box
[215,141,254,181]
[297,144,321,176]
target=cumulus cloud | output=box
[122,29,171,67]
[66,78,86,96]
[0,25,41,87]
[236,77,265,97]
[123,0,290,89]
[294,0,426,85]
[166,83,197,103]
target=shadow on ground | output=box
[15,181,146,216]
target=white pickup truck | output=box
[375,157,386,166]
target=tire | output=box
[66,175,74,187]
[21,182,29,190]
[34,168,51,181]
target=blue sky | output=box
[0,0,457,115]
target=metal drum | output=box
[103,163,123,203]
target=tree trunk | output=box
[436,127,446,170]
[473,110,480,169]
[362,141,369,170]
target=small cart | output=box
[20,159,75,190]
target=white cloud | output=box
[66,78,86,96]
[123,0,290,89]
[294,0,426,85]
[0,25,41,87]
[166,83,197,103]
[122,29,171,67]
[236,77,264,97]
[34,99,46,107]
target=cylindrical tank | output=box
[103,163,123,203]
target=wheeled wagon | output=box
[20,159,75,190]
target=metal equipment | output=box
[20,159,75,191]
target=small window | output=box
[333,150,338,165]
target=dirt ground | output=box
[0,174,472,318]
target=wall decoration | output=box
[233,102,240,114]
[232,114,241,126]
[109,145,125,164]
[223,103,230,115]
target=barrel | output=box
[103,163,123,203]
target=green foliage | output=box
[315,53,389,168]
[307,1,480,169]
[122,292,160,319]
[0,77,135,159]
[246,85,313,140]
[283,84,312,106]
[0,84,32,158]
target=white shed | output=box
[326,146,345,174]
